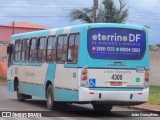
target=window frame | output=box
[14,39,22,62]
[21,38,30,62]
[56,34,68,64]
[67,32,80,64]
[46,35,57,63]
[29,37,38,62]
[37,36,47,63]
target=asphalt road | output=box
[0,84,159,120]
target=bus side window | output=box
[68,35,74,62]
[29,38,37,62]
[14,40,21,62]
[74,34,80,63]
[61,36,68,62]
[21,39,29,62]
[38,37,46,62]
[56,35,68,63]
[67,33,80,64]
[46,36,56,62]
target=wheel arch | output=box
[14,76,19,91]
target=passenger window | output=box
[14,40,21,61]
[38,37,46,62]
[46,36,56,62]
[62,36,68,61]
[74,34,80,63]
[67,33,80,63]
[21,39,29,62]
[56,35,68,63]
[29,38,37,62]
[68,35,74,61]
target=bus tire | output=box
[92,104,113,111]
[17,84,25,102]
[47,84,54,110]
[46,84,67,110]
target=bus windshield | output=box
[88,28,146,60]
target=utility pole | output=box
[93,0,98,23]
[12,21,15,35]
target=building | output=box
[0,22,48,42]
[0,22,48,77]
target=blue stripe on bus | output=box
[45,64,56,85]
[19,82,46,98]
[89,87,143,91]
[54,87,78,101]
[13,62,43,66]
[7,80,15,92]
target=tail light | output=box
[81,66,88,86]
[145,77,149,82]
[82,76,87,80]
[144,68,149,88]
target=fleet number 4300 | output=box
[111,74,123,80]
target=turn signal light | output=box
[82,69,87,75]
[145,71,149,76]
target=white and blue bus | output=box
[7,23,149,111]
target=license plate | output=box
[110,82,122,86]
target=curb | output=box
[128,106,160,113]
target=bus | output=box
[7,23,149,111]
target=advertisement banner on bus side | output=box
[88,28,146,60]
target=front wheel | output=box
[92,104,113,111]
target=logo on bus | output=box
[92,33,141,42]
[89,79,96,87]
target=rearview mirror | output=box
[7,44,13,54]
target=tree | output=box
[69,0,128,23]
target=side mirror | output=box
[7,45,13,54]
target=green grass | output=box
[0,76,7,82]
[149,86,160,105]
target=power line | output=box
[129,16,160,21]
[0,15,160,22]
[0,16,70,17]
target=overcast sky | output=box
[0,0,159,44]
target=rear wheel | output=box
[47,84,54,110]
[46,84,67,110]
[16,83,25,101]
[92,104,113,111]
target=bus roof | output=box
[11,23,146,41]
